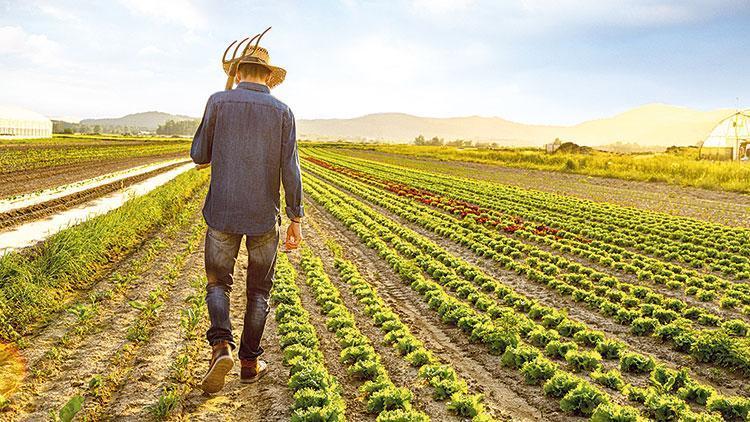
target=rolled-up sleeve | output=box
[281,108,304,219]
[190,97,216,164]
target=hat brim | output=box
[224,61,286,88]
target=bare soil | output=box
[0,161,188,230]
[14,210,204,420]
[179,245,293,421]
[0,152,188,199]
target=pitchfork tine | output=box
[241,33,262,56]
[222,40,238,63]
[250,26,272,55]
[231,37,251,61]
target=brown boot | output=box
[240,358,268,384]
[200,341,234,393]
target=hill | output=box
[560,103,734,147]
[297,113,554,146]
[297,104,736,147]
[80,111,195,131]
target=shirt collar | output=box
[236,82,270,93]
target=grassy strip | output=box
[300,248,431,421]
[0,169,209,342]
[271,252,347,421]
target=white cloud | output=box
[0,26,62,66]
[411,0,475,15]
[337,36,437,84]
[138,45,164,56]
[35,2,80,22]
[119,0,206,29]
[516,0,746,27]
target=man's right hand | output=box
[285,220,302,250]
[195,163,211,170]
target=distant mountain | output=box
[561,104,734,147]
[80,111,196,131]
[297,104,737,147]
[297,113,551,146]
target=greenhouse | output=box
[0,105,53,139]
[699,110,750,161]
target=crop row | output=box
[307,148,750,286]
[148,274,208,419]
[270,252,347,421]
[322,232,495,419]
[147,218,209,419]
[301,155,750,378]
[308,147,749,268]
[306,150,750,310]
[302,171,750,421]
[299,248,433,421]
[304,175,657,420]
[0,141,189,173]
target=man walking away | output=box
[190,29,304,394]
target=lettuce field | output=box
[1,140,750,421]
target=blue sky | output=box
[1,0,748,124]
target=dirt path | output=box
[101,242,204,420]
[180,244,293,421]
[304,197,572,421]
[340,149,750,228]
[0,152,187,199]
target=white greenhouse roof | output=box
[702,110,750,148]
[0,105,52,123]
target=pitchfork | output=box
[222,26,272,90]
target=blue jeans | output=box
[204,224,279,360]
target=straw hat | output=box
[221,27,286,90]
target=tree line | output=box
[52,119,200,136]
[156,119,200,136]
[413,135,498,148]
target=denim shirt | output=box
[191,82,304,235]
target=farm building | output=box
[0,105,53,139]
[699,110,750,161]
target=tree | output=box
[156,119,201,136]
[414,134,426,146]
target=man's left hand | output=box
[285,220,302,250]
